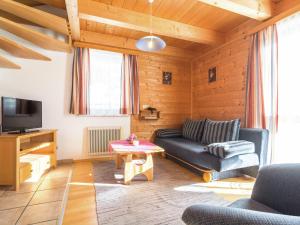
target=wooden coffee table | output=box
[109,140,164,184]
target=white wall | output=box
[0,30,130,160]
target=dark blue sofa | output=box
[182,164,300,225]
[154,128,269,181]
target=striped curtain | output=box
[245,25,278,162]
[120,54,140,115]
[70,48,90,115]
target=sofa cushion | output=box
[156,128,182,138]
[154,137,259,172]
[201,119,240,144]
[206,140,255,159]
[229,199,280,214]
[182,119,206,142]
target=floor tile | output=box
[0,207,24,225]
[0,192,34,210]
[38,177,68,191]
[30,188,65,205]
[17,201,61,225]
[44,167,71,180]
[30,219,57,225]
[5,181,41,195]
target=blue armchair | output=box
[182,164,300,225]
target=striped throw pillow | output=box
[201,119,240,144]
[206,140,255,159]
[182,119,206,142]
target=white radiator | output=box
[87,127,121,156]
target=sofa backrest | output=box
[239,128,269,166]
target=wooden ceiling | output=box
[77,0,251,51]
[74,0,300,58]
[90,0,249,32]
[0,0,300,68]
[75,0,296,58]
[80,20,206,50]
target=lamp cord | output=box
[150,0,153,35]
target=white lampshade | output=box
[136,35,166,52]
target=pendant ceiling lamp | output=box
[136,0,166,52]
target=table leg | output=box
[143,153,153,181]
[124,154,133,185]
[115,154,122,169]
[123,153,154,185]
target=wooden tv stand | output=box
[0,130,57,191]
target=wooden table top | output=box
[110,140,164,154]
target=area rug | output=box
[93,157,230,225]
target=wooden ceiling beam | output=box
[248,2,300,34]
[0,55,21,69]
[65,0,80,40]
[0,36,51,61]
[197,0,272,21]
[33,0,65,9]
[15,0,43,7]
[0,17,71,52]
[79,30,195,60]
[0,0,69,35]
[0,10,38,26]
[78,0,224,45]
[193,3,300,61]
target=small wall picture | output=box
[162,72,172,85]
[208,67,217,83]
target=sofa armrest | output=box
[251,164,300,216]
[182,204,300,225]
[155,128,182,138]
[239,128,269,166]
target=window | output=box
[274,12,300,163]
[89,49,123,115]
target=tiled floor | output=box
[0,164,71,225]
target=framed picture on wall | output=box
[162,72,172,85]
[208,67,217,83]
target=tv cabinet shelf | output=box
[20,142,54,156]
[0,130,57,191]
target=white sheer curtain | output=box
[274,12,300,163]
[89,49,123,115]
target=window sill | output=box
[71,114,131,118]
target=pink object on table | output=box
[109,140,157,153]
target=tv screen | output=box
[1,97,42,133]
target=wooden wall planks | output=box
[131,19,259,139]
[190,0,300,127]
[130,1,300,139]
[131,54,191,140]
[191,34,251,126]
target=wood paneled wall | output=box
[190,1,300,126]
[191,30,251,126]
[131,54,191,140]
[130,2,299,138]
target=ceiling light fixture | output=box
[136,0,166,52]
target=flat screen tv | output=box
[1,97,42,133]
